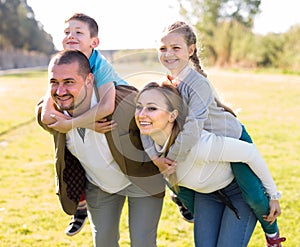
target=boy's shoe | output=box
[265,231,286,247]
[170,193,194,223]
[65,208,88,237]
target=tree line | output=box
[0,0,54,70]
[0,0,299,73]
[178,0,300,73]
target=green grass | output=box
[0,66,299,246]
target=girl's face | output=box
[62,20,99,58]
[135,89,176,144]
[158,32,195,77]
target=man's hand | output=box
[263,200,281,225]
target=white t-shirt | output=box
[66,90,131,193]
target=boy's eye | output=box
[159,47,166,52]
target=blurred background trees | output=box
[178,0,300,72]
[0,0,299,73]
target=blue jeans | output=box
[194,180,257,247]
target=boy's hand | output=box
[153,157,176,178]
[94,119,117,133]
[47,114,72,133]
[263,200,281,225]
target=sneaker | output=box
[265,231,286,247]
[170,193,194,223]
[65,208,88,237]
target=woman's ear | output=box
[169,109,178,123]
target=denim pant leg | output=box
[85,181,125,247]
[194,180,257,247]
[231,125,278,234]
[128,196,163,247]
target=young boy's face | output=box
[62,20,99,58]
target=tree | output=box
[178,0,261,66]
[0,0,54,54]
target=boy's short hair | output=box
[66,13,98,38]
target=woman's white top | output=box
[157,130,277,195]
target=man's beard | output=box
[55,84,88,111]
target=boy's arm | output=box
[72,81,115,129]
[48,82,115,132]
[41,90,70,125]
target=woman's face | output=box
[135,89,175,141]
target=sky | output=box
[27,0,300,50]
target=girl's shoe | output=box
[265,231,286,247]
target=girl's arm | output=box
[48,82,115,133]
[167,79,214,162]
[203,132,278,196]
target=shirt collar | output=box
[174,65,192,83]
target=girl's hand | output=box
[94,119,117,133]
[47,114,73,133]
[153,157,176,178]
[263,200,281,225]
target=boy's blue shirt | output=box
[89,49,128,88]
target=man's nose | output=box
[55,84,67,95]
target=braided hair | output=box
[164,21,236,117]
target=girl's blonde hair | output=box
[163,21,237,117]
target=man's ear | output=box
[169,109,178,123]
[91,37,100,48]
[86,73,94,86]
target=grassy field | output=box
[0,64,299,247]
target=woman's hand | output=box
[263,200,281,225]
[153,157,176,178]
